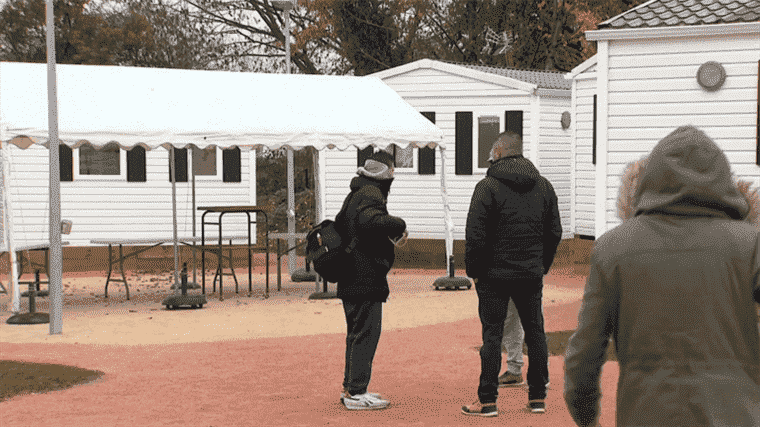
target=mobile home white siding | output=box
[602,31,760,233]
[324,67,540,241]
[538,92,573,239]
[570,68,598,237]
[1,145,255,248]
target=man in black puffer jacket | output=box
[336,150,407,411]
[462,132,562,417]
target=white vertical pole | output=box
[284,4,296,276]
[170,147,180,293]
[191,147,197,286]
[46,0,63,334]
[312,149,321,292]
[287,148,295,276]
[439,146,453,269]
[1,143,20,314]
[284,7,291,74]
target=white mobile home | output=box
[568,0,760,238]
[319,59,574,250]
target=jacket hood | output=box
[350,174,394,200]
[617,126,758,226]
[486,156,539,193]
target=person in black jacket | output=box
[462,132,562,417]
[336,150,407,411]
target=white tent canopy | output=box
[1,62,443,151]
[0,61,449,330]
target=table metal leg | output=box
[229,239,239,294]
[201,212,208,295]
[277,239,282,291]
[42,248,49,293]
[119,244,130,300]
[105,244,113,298]
[218,212,224,301]
[17,251,25,281]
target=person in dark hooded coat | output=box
[335,150,407,411]
[462,131,563,417]
[564,125,760,427]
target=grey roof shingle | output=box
[598,0,760,29]
[445,62,572,90]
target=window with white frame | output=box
[74,142,127,180]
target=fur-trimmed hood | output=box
[617,126,759,227]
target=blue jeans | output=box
[476,278,548,403]
[342,299,382,396]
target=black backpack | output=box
[305,192,358,283]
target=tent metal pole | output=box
[287,148,295,277]
[170,147,180,293]
[46,0,63,334]
[312,149,321,292]
[284,6,296,277]
[439,146,453,270]
[191,147,197,287]
[2,142,20,314]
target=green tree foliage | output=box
[572,0,650,58]
[428,0,585,72]
[185,0,435,75]
[576,0,650,23]
[105,0,234,69]
[184,0,328,74]
[0,0,235,69]
[0,0,119,64]
[310,0,432,75]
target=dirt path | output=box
[1,267,621,426]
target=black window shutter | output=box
[223,147,241,183]
[168,148,188,182]
[455,112,473,175]
[358,146,373,167]
[127,146,146,182]
[504,110,524,139]
[593,95,597,166]
[419,111,436,175]
[59,144,73,182]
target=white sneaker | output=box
[343,392,390,410]
[340,388,381,403]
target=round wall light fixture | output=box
[697,61,726,91]
[561,111,571,129]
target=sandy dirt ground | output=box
[0,264,623,426]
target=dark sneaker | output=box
[461,400,498,417]
[498,372,524,387]
[527,399,546,414]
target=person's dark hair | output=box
[370,150,395,169]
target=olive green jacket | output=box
[564,126,760,427]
